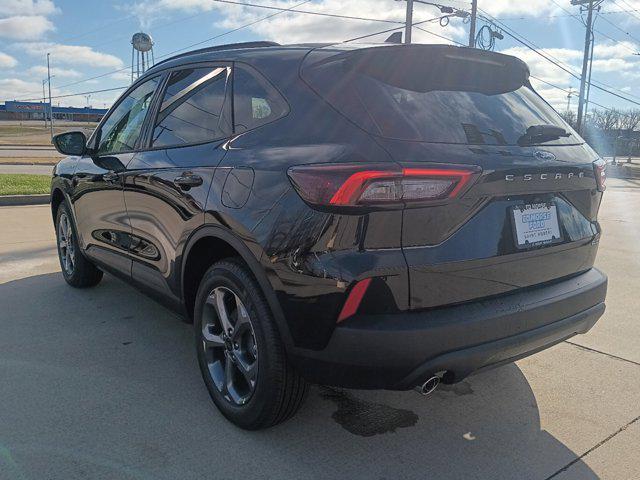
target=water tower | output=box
[131,32,154,83]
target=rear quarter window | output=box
[233,64,288,133]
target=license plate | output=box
[511,203,562,249]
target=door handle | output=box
[173,172,203,190]
[103,171,120,183]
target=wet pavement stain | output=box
[438,381,474,396]
[320,387,418,437]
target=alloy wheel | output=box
[201,286,258,406]
[57,212,75,275]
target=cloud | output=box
[594,41,640,59]
[28,65,82,78]
[18,42,124,68]
[110,69,132,81]
[0,77,47,101]
[591,57,638,72]
[0,0,57,16]
[0,51,18,68]
[500,46,582,90]
[478,0,558,17]
[535,86,573,110]
[0,15,54,40]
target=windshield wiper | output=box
[517,124,571,146]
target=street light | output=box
[47,53,54,141]
[42,75,54,129]
[41,79,47,128]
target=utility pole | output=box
[405,0,414,44]
[41,79,47,128]
[584,29,596,122]
[469,0,478,47]
[46,52,54,141]
[85,94,91,127]
[566,87,575,112]
[573,0,602,135]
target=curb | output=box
[0,161,57,166]
[0,194,50,206]
[0,144,54,148]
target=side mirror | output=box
[52,131,87,156]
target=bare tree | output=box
[559,110,577,129]
[590,108,623,131]
[618,110,640,162]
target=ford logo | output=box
[534,150,556,161]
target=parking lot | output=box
[0,177,638,480]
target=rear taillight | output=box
[593,159,606,192]
[288,164,478,207]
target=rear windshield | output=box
[302,48,580,146]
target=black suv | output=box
[51,41,608,430]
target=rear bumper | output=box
[291,268,607,389]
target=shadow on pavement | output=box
[0,273,599,480]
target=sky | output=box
[0,0,639,112]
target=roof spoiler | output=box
[342,44,530,95]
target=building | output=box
[0,101,108,122]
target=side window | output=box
[233,65,288,133]
[97,76,160,155]
[151,67,231,148]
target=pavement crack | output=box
[545,415,640,479]
[564,340,640,367]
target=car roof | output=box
[141,40,526,81]
[142,41,321,77]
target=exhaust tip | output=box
[415,375,440,396]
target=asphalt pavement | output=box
[0,178,638,480]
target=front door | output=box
[72,75,162,277]
[123,65,232,303]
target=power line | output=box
[18,0,410,98]
[14,86,129,103]
[596,13,640,47]
[13,0,640,111]
[13,0,313,101]
[89,11,206,49]
[479,10,582,77]
[209,0,406,25]
[414,25,466,45]
[17,10,216,98]
[478,8,640,106]
[155,0,312,57]
[611,0,640,22]
[530,75,628,113]
[493,8,632,20]
[548,0,640,53]
[342,15,446,43]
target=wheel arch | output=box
[50,187,65,222]
[181,226,294,350]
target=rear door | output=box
[73,75,161,277]
[123,63,232,304]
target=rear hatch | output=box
[302,44,605,310]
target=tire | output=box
[194,258,307,430]
[55,203,103,288]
